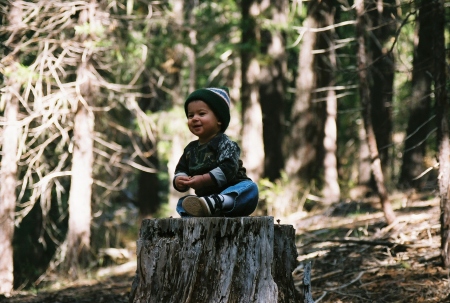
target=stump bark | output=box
[129,216,302,303]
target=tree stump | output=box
[129,216,302,303]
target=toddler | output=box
[173,87,259,217]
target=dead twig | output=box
[311,269,343,282]
[326,271,365,291]
[308,238,409,250]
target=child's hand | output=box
[175,176,190,191]
[184,174,214,190]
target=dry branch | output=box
[308,238,410,249]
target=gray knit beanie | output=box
[184,87,231,132]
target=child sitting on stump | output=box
[173,87,259,217]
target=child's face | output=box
[187,100,222,144]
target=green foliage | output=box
[189,1,241,87]
[74,22,105,37]
[258,176,286,206]
[2,63,39,84]
[257,172,292,215]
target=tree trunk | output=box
[0,2,23,295]
[431,0,450,267]
[259,0,288,182]
[357,123,372,191]
[64,1,97,277]
[356,0,396,225]
[166,0,193,217]
[281,1,320,214]
[129,217,302,303]
[367,0,396,174]
[283,0,337,212]
[241,0,265,182]
[0,78,20,296]
[316,0,340,205]
[65,62,95,277]
[284,1,319,183]
[399,0,433,190]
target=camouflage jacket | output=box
[174,133,250,196]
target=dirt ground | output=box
[2,194,449,303]
[293,194,450,303]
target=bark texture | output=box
[0,80,20,295]
[284,2,318,182]
[280,1,320,215]
[64,2,96,276]
[259,0,287,181]
[367,0,396,172]
[316,0,340,205]
[272,223,303,302]
[399,0,433,189]
[130,217,301,303]
[0,2,23,295]
[65,64,95,275]
[240,0,265,182]
[356,0,396,225]
[431,0,450,267]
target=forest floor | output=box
[292,192,449,303]
[1,192,449,303]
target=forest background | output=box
[0,0,449,297]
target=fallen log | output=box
[129,216,303,303]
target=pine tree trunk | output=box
[259,0,287,182]
[358,124,372,187]
[431,0,450,267]
[351,124,373,199]
[399,0,433,189]
[356,0,396,225]
[367,0,396,173]
[0,2,23,295]
[284,3,318,183]
[129,217,302,303]
[0,80,20,296]
[317,0,340,205]
[241,0,264,182]
[281,1,320,215]
[65,62,95,276]
[64,1,97,276]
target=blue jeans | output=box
[176,180,259,217]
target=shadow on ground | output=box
[1,273,134,303]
